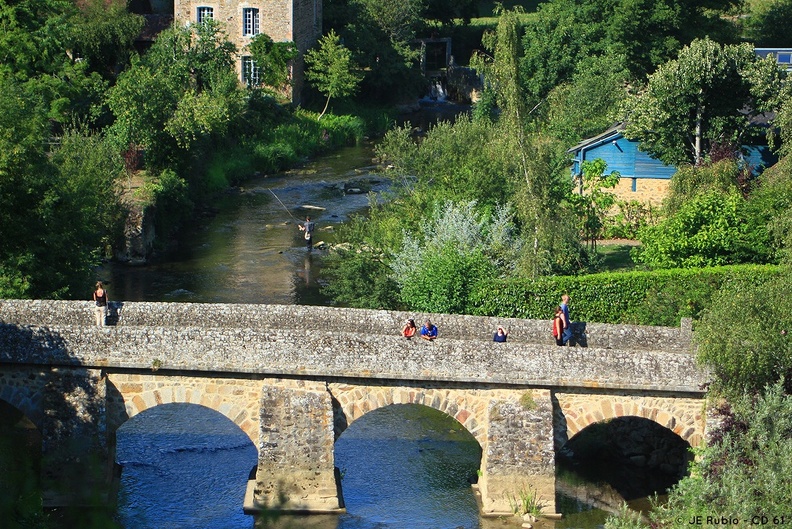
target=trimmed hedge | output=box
[469,264,785,326]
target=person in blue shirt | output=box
[420,319,438,341]
[560,294,572,345]
[493,326,509,342]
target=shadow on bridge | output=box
[0,322,120,527]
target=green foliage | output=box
[648,383,792,524]
[623,38,785,166]
[506,483,544,517]
[138,169,193,239]
[568,158,620,250]
[0,92,124,298]
[469,264,784,325]
[542,53,631,145]
[321,247,401,310]
[602,200,658,240]
[246,34,298,91]
[696,272,792,396]
[519,0,740,103]
[753,156,792,264]
[391,201,519,314]
[304,30,363,118]
[107,20,243,170]
[742,0,792,47]
[634,190,773,269]
[69,0,144,80]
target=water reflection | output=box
[333,404,483,529]
[115,403,257,529]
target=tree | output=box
[304,30,362,119]
[568,159,620,252]
[107,20,243,169]
[633,189,773,269]
[247,34,298,91]
[623,38,786,166]
[605,382,792,529]
[743,0,792,47]
[519,0,741,103]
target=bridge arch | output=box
[554,393,705,450]
[0,385,45,430]
[328,384,488,447]
[105,374,261,446]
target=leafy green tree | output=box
[542,53,631,145]
[390,201,520,314]
[304,30,362,118]
[695,273,792,396]
[623,38,785,166]
[0,0,112,126]
[107,20,243,169]
[519,0,740,103]
[0,76,124,298]
[247,34,298,91]
[743,0,792,47]
[321,0,425,102]
[69,0,144,80]
[568,159,620,252]
[633,189,772,269]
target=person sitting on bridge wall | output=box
[493,326,509,342]
[420,320,438,341]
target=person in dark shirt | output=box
[298,216,315,250]
[493,326,509,342]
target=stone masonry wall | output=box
[0,300,694,352]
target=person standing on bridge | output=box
[560,294,572,345]
[552,306,564,346]
[420,319,438,341]
[93,281,108,327]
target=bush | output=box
[633,190,774,269]
[695,269,792,396]
[469,264,784,325]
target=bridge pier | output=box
[249,380,344,513]
[40,368,114,507]
[478,389,556,515]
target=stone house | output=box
[133,0,322,102]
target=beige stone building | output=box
[139,0,322,101]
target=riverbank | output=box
[115,109,370,265]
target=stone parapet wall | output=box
[0,321,707,393]
[0,300,692,353]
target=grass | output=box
[596,241,639,272]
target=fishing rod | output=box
[269,189,301,222]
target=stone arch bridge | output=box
[0,300,708,515]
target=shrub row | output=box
[469,264,785,326]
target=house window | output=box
[197,6,214,23]
[243,8,260,36]
[242,56,260,86]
